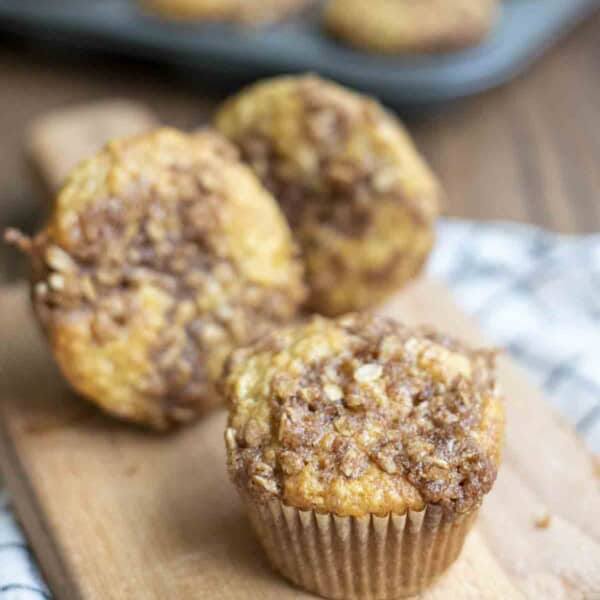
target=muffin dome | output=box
[24,128,305,430]
[216,76,440,316]
[324,0,498,54]
[224,313,504,516]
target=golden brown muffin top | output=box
[21,128,305,429]
[216,75,441,315]
[216,75,439,236]
[224,314,504,517]
[325,0,498,54]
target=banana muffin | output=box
[216,76,440,316]
[223,313,504,598]
[324,0,499,54]
[140,0,311,25]
[9,128,305,430]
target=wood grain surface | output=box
[0,280,598,600]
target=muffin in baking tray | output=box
[324,0,499,54]
[223,313,504,599]
[9,128,305,430]
[139,0,311,25]
[216,75,441,316]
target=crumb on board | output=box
[534,512,552,529]
[125,465,140,477]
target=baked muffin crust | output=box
[324,0,498,54]
[224,314,504,517]
[17,128,305,430]
[140,0,311,24]
[216,76,440,316]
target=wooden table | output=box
[0,12,599,285]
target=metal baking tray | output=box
[0,0,597,107]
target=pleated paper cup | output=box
[243,494,478,600]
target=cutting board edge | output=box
[0,415,81,600]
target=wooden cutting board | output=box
[0,101,599,600]
[1,281,599,599]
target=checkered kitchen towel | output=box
[1,220,599,598]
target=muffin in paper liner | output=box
[222,314,504,598]
[243,494,479,599]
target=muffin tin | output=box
[0,0,597,107]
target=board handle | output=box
[27,99,159,199]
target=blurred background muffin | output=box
[223,313,504,598]
[8,128,305,430]
[139,0,312,25]
[216,76,441,316]
[324,0,499,53]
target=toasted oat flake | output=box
[216,75,440,316]
[354,363,383,383]
[45,246,75,272]
[253,475,278,494]
[225,427,237,451]
[430,457,450,469]
[48,273,65,291]
[324,383,343,401]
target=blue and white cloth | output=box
[1,220,599,598]
[0,494,49,599]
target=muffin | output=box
[223,314,504,599]
[8,128,305,430]
[216,76,441,316]
[324,0,499,54]
[139,0,311,25]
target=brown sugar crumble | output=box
[11,128,305,430]
[216,75,441,316]
[223,313,504,517]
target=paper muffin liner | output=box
[243,494,478,600]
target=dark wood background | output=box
[1,12,599,282]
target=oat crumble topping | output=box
[223,313,504,517]
[14,128,305,429]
